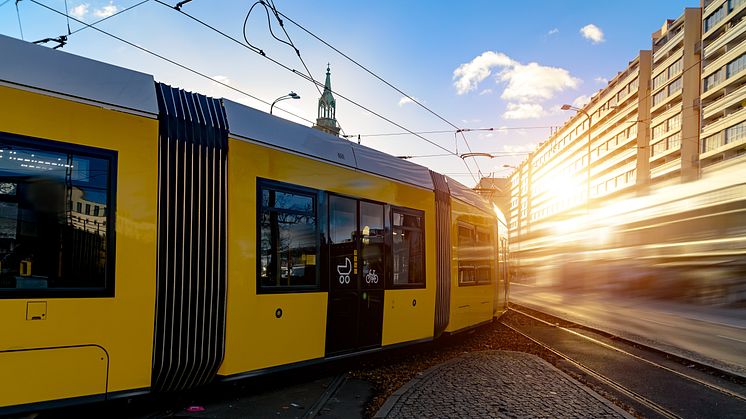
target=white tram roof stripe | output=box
[223,99,435,190]
[0,35,158,116]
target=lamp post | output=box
[560,104,593,212]
[270,91,300,115]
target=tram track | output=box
[503,305,746,418]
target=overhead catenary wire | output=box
[27,0,315,125]
[270,4,483,177]
[260,0,347,135]
[155,1,456,156]
[343,125,560,138]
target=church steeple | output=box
[314,64,341,136]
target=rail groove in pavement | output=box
[503,306,746,419]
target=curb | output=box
[373,350,633,418]
[373,356,462,418]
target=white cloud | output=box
[548,28,559,35]
[580,24,604,44]
[70,3,89,19]
[452,51,514,95]
[211,75,232,86]
[499,62,580,103]
[594,76,608,84]
[502,143,536,153]
[94,1,118,18]
[398,96,414,107]
[503,103,545,120]
[572,94,591,108]
[453,51,580,121]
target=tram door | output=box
[325,196,386,355]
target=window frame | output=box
[0,131,118,299]
[256,178,322,294]
[387,205,426,289]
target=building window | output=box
[653,90,667,106]
[653,72,667,90]
[651,140,667,156]
[391,208,425,287]
[668,58,682,78]
[668,114,682,132]
[704,68,725,91]
[726,121,746,144]
[668,77,682,95]
[702,131,725,152]
[0,134,115,296]
[258,181,319,290]
[652,122,666,139]
[726,53,746,78]
[76,201,82,213]
[705,5,726,32]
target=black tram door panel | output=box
[326,196,359,354]
[325,197,386,355]
[358,202,385,348]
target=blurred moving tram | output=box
[0,35,508,413]
[514,156,746,303]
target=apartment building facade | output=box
[700,0,746,171]
[504,6,746,283]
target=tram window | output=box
[361,202,384,285]
[476,227,493,284]
[258,181,319,291]
[391,208,425,287]
[0,135,115,296]
[458,223,476,285]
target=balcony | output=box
[653,29,685,63]
[703,0,746,41]
[650,158,681,179]
[650,86,683,114]
[700,131,746,160]
[702,81,746,120]
[701,105,746,138]
[591,147,636,177]
[704,16,746,60]
[702,37,746,80]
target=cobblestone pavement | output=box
[375,351,631,418]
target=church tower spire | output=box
[313,64,341,136]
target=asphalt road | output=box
[510,283,746,377]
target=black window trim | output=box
[388,205,426,289]
[0,131,118,299]
[256,178,322,294]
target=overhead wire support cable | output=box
[15,0,24,40]
[68,0,151,36]
[156,1,454,155]
[27,0,314,125]
[63,0,71,34]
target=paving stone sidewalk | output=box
[375,351,632,418]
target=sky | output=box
[1,0,699,186]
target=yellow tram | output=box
[0,34,508,413]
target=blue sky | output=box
[1,0,697,185]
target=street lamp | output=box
[270,91,300,115]
[560,104,593,212]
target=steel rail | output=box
[501,316,681,419]
[509,305,746,402]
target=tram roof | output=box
[1,34,493,215]
[0,34,158,116]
